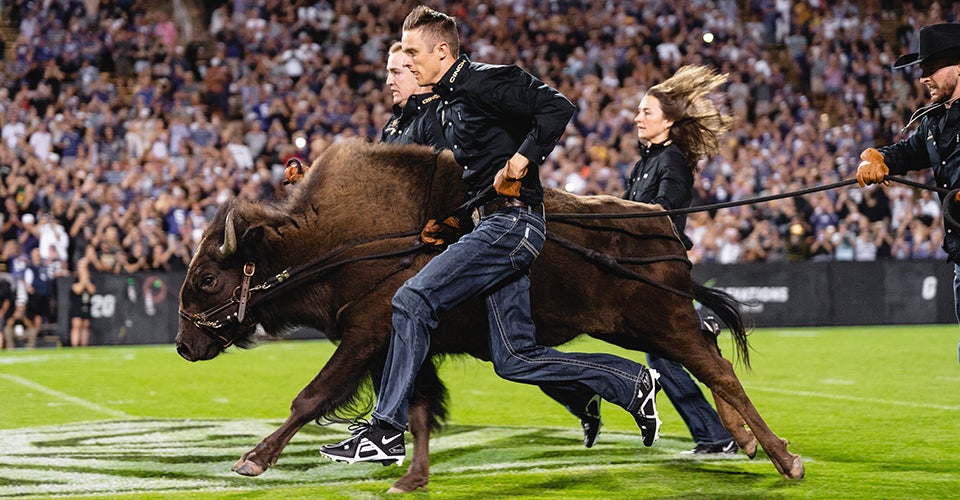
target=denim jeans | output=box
[541,314,734,445]
[372,206,650,430]
[953,264,960,363]
[539,382,595,419]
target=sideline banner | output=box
[55,272,185,345]
[693,261,956,327]
[51,260,956,345]
[54,271,328,345]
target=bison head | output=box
[176,207,264,361]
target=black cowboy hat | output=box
[894,23,960,69]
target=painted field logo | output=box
[0,419,715,497]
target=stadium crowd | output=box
[0,0,955,342]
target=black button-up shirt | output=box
[432,55,575,205]
[380,92,446,149]
[879,102,960,259]
[624,140,693,247]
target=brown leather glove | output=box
[856,148,889,187]
[420,216,461,248]
[283,158,309,185]
[493,154,529,197]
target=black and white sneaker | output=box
[581,394,602,448]
[319,420,405,466]
[632,368,661,447]
[702,315,721,337]
[689,439,738,455]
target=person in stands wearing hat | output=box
[856,22,960,363]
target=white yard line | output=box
[0,373,130,418]
[747,385,960,411]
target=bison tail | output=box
[693,283,752,370]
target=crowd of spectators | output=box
[0,0,955,342]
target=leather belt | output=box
[471,197,544,225]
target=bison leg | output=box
[232,333,381,476]
[388,355,448,493]
[684,353,803,479]
[387,401,431,493]
[712,380,757,458]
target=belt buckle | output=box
[471,207,481,226]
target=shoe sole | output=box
[638,369,662,447]
[319,450,404,467]
[583,394,602,448]
[583,419,602,448]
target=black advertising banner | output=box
[46,261,957,346]
[827,261,885,326]
[55,272,184,345]
[693,261,956,327]
[693,262,831,327]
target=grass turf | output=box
[0,324,957,498]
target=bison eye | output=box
[200,275,216,289]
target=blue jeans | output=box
[539,383,594,419]
[372,207,650,430]
[953,264,960,363]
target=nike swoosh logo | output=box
[381,433,402,445]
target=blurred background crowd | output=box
[0,0,953,340]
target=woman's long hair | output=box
[646,65,734,171]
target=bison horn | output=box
[218,210,237,260]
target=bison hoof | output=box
[232,459,266,476]
[741,438,758,459]
[386,485,427,494]
[387,475,428,494]
[783,455,805,479]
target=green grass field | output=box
[0,325,958,499]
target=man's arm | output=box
[488,66,575,166]
[875,119,933,176]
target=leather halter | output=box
[178,261,278,348]
[178,231,423,350]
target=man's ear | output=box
[437,42,448,61]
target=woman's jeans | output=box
[372,206,649,430]
[954,264,960,363]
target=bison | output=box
[176,140,803,492]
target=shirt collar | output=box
[392,92,437,115]
[638,139,672,158]
[433,55,471,98]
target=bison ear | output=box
[217,209,265,262]
[238,224,265,260]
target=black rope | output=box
[545,232,696,300]
[546,175,945,221]
[886,175,949,195]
